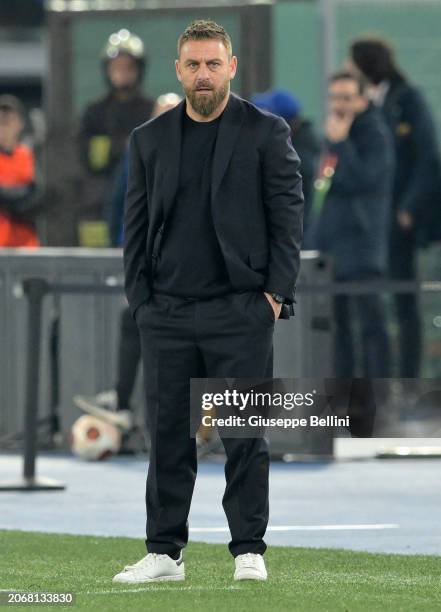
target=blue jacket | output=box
[315,104,394,279]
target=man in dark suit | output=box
[113,20,303,584]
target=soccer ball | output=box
[70,415,121,461]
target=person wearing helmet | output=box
[76,29,154,241]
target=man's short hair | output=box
[177,20,232,57]
[329,70,367,96]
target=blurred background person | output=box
[76,29,154,246]
[348,37,441,378]
[313,71,393,378]
[74,93,182,449]
[0,95,40,247]
[108,92,183,248]
[251,88,320,227]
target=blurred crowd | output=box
[1,29,441,391]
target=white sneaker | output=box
[73,390,133,432]
[234,553,267,581]
[112,552,185,584]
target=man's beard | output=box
[184,79,229,117]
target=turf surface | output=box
[0,530,440,611]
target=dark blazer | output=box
[315,104,394,279]
[123,93,304,319]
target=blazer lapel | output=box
[211,93,245,202]
[160,99,185,222]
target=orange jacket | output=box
[0,143,39,247]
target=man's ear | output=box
[175,59,182,82]
[229,55,238,80]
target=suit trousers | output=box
[135,290,275,558]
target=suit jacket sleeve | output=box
[262,117,304,304]
[123,129,150,318]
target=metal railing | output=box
[1,274,440,492]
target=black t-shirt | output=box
[153,111,233,298]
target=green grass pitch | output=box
[0,530,440,611]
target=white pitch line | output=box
[81,586,240,595]
[190,523,399,533]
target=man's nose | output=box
[196,62,210,80]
